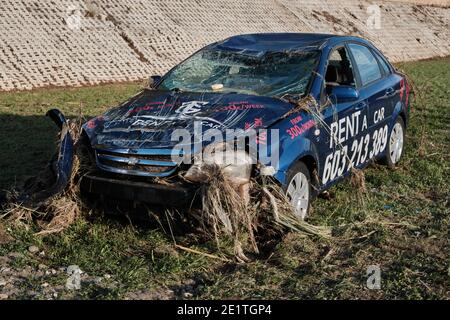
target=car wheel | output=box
[284,161,311,220]
[382,117,405,168]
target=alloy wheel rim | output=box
[286,172,309,220]
[389,122,404,164]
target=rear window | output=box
[373,50,391,75]
[348,43,382,86]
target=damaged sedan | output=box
[41,33,410,219]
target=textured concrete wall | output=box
[388,0,449,5]
[0,0,449,91]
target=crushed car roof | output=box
[211,33,338,56]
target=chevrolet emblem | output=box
[127,157,139,165]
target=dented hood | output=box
[83,89,293,149]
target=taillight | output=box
[399,78,405,100]
[399,77,410,108]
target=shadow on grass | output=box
[0,113,97,191]
[0,113,59,191]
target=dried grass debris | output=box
[281,94,319,118]
[189,164,258,262]
[185,164,333,261]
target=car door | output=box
[318,45,369,187]
[347,43,394,162]
[372,48,398,122]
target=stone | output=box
[1,267,11,273]
[38,264,48,270]
[8,252,24,260]
[28,245,39,253]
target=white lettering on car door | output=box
[322,107,387,184]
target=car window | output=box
[348,44,382,86]
[329,49,342,62]
[373,50,391,75]
[324,46,356,97]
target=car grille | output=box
[95,148,179,177]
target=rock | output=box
[125,289,175,300]
[0,256,10,265]
[67,265,82,274]
[24,265,33,271]
[27,291,38,298]
[183,292,193,299]
[104,274,111,279]
[28,245,39,253]
[8,252,24,260]
[94,277,103,284]
[167,289,175,296]
[41,282,49,288]
[38,264,48,270]
[0,279,6,286]
[0,293,8,300]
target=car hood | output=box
[83,89,294,149]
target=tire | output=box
[283,161,312,220]
[381,117,406,169]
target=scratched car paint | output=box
[47,33,410,218]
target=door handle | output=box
[386,87,395,96]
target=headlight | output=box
[184,142,252,185]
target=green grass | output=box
[0,59,449,299]
[0,83,140,190]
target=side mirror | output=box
[148,75,162,88]
[330,86,359,102]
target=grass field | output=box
[0,58,449,300]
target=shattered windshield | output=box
[158,49,320,97]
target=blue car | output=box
[57,33,409,219]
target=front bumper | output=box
[80,172,198,207]
[13,109,199,209]
[15,109,74,206]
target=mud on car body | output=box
[52,33,411,219]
